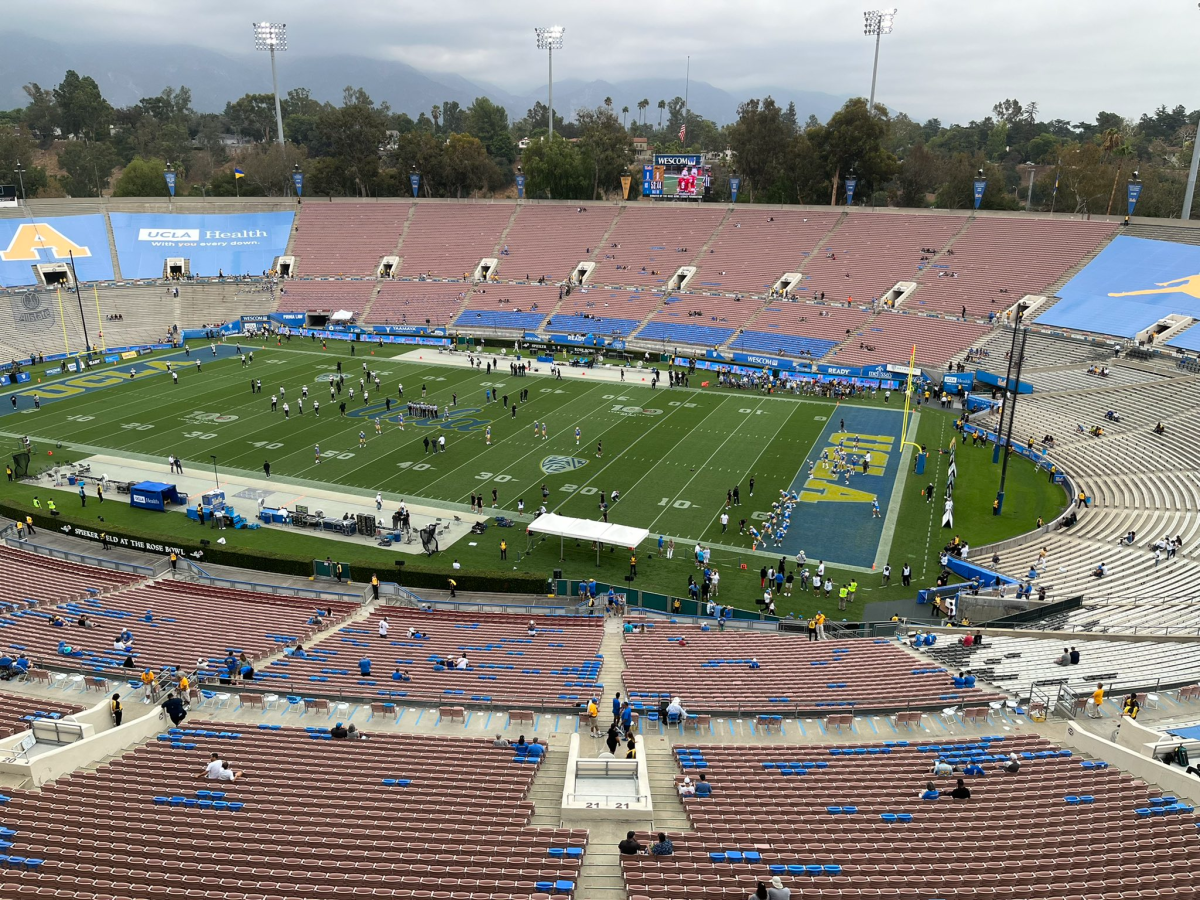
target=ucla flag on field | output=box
[515,174,525,199]
[409,173,421,198]
[844,177,858,206]
[292,170,304,197]
[729,177,740,203]
[234,168,245,179]
[1126,181,1143,217]
[163,171,176,197]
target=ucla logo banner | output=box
[541,455,588,475]
[0,215,114,286]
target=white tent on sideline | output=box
[526,513,650,563]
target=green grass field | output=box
[0,339,1066,618]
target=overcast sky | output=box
[13,0,1198,124]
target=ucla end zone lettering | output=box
[0,216,115,287]
[109,212,294,279]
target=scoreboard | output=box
[643,154,710,200]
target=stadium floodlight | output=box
[534,26,565,141]
[13,162,26,203]
[253,22,288,147]
[863,9,896,115]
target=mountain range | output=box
[0,32,849,128]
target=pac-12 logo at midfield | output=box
[541,456,589,475]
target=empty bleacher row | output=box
[264,609,605,708]
[0,546,142,610]
[0,687,84,738]
[458,283,559,331]
[0,572,358,676]
[0,727,587,900]
[625,735,1195,900]
[695,210,840,295]
[620,627,1002,713]
[828,311,991,368]
[922,633,1200,697]
[1029,600,1200,636]
[369,279,468,326]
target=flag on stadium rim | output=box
[678,124,686,143]
[234,168,245,179]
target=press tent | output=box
[526,513,650,562]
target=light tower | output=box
[253,22,288,146]
[534,26,565,141]
[863,9,897,115]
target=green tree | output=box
[638,99,649,125]
[728,97,793,203]
[521,135,591,200]
[314,87,390,196]
[657,99,666,127]
[576,105,633,199]
[21,83,59,145]
[0,125,48,197]
[464,96,515,163]
[391,131,448,197]
[893,141,940,207]
[53,71,112,141]
[57,140,119,197]
[112,156,171,197]
[234,142,308,196]
[443,133,503,197]
[810,98,898,201]
[225,94,276,142]
[440,101,465,134]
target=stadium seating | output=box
[455,283,559,331]
[800,212,967,306]
[737,301,875,356]
[367,279,468,326]
[275,279,375,315]
[547,288,664,337]
[263,609,605,707]
[0,727,586,900]
[693,210,841,295]
[0,580,358,675]
[827,311,990,367]
[922,633,1200,697]
[625,735,1196,900]
[1029,599,1200,636]
[292,203,411,275]
[0,688,84,738]
[593,206,727,288]
[0,546,142,610]
[620,628,1002,712]
[397,203,515,278]
[634,320,735,347]
[496,204,620,282]
[911,217,1117,318]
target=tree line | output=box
[1,69,1197,217]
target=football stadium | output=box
[2,8,1200,900]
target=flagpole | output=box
[682,56,690,146]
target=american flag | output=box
[678,124,686,143]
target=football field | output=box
[1,342,914,571]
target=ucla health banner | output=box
[109,212,295,278]
[0,215,115,287]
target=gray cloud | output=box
[11,0,1196,123]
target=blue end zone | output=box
[763,407,910,569]
[1039,236,1200,338]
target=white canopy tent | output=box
[330,309,356,323]
[526,513,650,563]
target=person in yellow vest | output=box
[816,612,827,640]
[499,539,507,561]
[448,577,457,598]
[169,552,178,570]
[178,672,190,694]
[629,554,637,578]
[1087,683,1105,718]
[837,585,849,611]
[32,496,41,508]
[370,574,380,600]
[587,697,600,737]
[848,579,858,603]
[140,668,156,702]
[110,693,123,726]
[25,515,36,536]
[47,498,58,515]
[14,520,24,539]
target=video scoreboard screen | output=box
[0,185,17,208]
[643,154,710,200]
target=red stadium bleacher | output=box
[911,217,1116,318]
[624,735,1193,900]
[266,609,605,708]
[497,205,620,282]
[397,203,515,278]
[593,206,728,288]
[0,728,588,900]
[276,279,375,315]
[828,311,991,367]
[368,280,468,326]
[695,210,841,295]
[0,546,143,610]
[0,687,84,738]
[292,203,411,275]
[621,628,1001,712]
[0,580,358,675]
[739,300,874,345]
[801,212,967,305]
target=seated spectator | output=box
[963,763,986,776]
[963,671,977,688]
[677,776,695,797]
[748,657,760,670]
[77,614,93,628]
[949,778,972,800]
[1055,648,1071,666]
[1122,694,1140,720]
[618,831,644,855]
[527,619,537,636]
[931,759,954,777]
[196,752,224,779]
[291,644,307,659]
[359,656,371,676]
[919,781,940,800]
[625,737,637,759]
[751,882,769,900]
[122,655,136,668]
[214,761,242,781]
[392,668,411,682]
[767,876,791,900]
[694,773,712,797]
[973,631,984,647]
[48,614,66,628]
[665,696,687,722]
[330,722,349,740]
[1070,647,1081,665]
[492,734,511,748]
[1000,752,1021,774]
[526,738,546,759]
[455,654,469,670]
[650,832,674,855]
